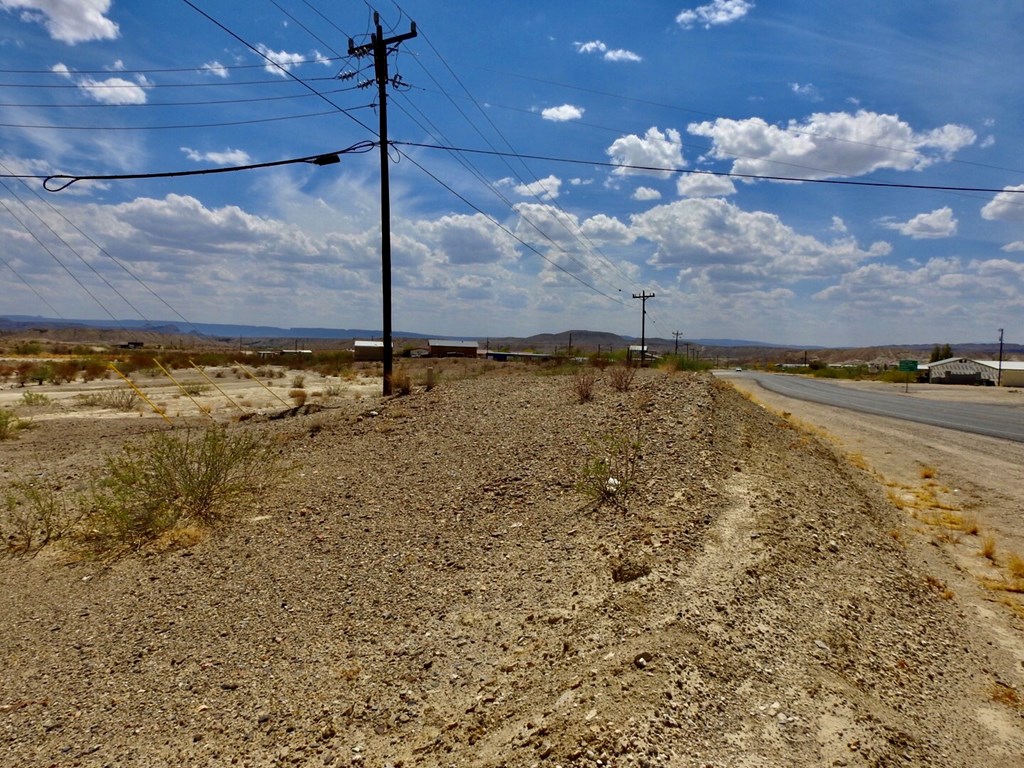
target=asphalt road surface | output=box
[720,371,1024,443]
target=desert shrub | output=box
[181,383,210,396]
[577,426,643,511]
[28,363,54,386]
[0,409,29,440]
[13,341,41,355]
[291,374,306,389]
[80,357,108,382]
[20,391,50,406]
[390,369,412,396]
[572,366,598,403]
[53,359,80,384]
[289,388,308,406]
[2,480,80,555]
[81,427,277,550]
[607,363,637,393]
[75,388,139,411]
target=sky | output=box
[1,0,1023,346]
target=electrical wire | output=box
[41,141,374,191]
[0,159,203,335]
[0,83,367,109]
[394,146,626,306]
[1,107,372,133]
[181,0,377,137]
[0,177,149,320]
[391,141,1024,195]
[0,195,126,328]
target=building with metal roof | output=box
[927,357,1024,386]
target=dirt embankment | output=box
[2,368,1023,767]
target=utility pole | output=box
[632,291,655,366]
[672,330,681,356]
[349,14,417,395]
[998,328,1004,387]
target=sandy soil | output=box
[2,366,1024,767]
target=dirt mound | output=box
[2,369,1022,766]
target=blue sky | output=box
[1,0,1022,346]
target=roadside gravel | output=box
[2,367,1023,767]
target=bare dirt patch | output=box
[2,368,1023,767]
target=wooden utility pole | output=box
[672,330,681,355]
[632,291,655,366]
[349,14,417,395]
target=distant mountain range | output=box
[1,316,1020,362]
[0,316,784,349]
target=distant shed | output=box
[353,340,386,362]
[977,360,1024,387]
[928,357,997,385]
[428,339,478,358]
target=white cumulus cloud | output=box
[513,175,562,201]
[53,63,151,104]
[200,61,229,78]
[574,40,607,54]
[981,185,1024,222]
[881,207,957,239]
[676,173,736,198]
[1002,241,1024,252]
[630,198,885,281]
[2,0,118,43]
[541,104,584,122]
[607,127,684,178]
[677,0,754,30]
[256,44,329,76]
[688,110,976,180]
[180,147,252,166]
[633,187,662,201]
[604,49,642,62]
[574,39,640,62]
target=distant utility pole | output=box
[672,330,681,355]
[632,291,655,365]
[349,13,417,396]
[998,327,1004,387]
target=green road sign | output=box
[898,359,918,372]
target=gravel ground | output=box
[2,366,1024,767]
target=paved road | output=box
[719,371,1024,443]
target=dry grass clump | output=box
[0,409,30,440]
[2,479,81,555]
[289,388,308,406]
[390,369,413,396]
[19,391,50,407]
[79,427,278,552]
[607,363,637,393]
[577,425,643,511]
[1007,552,1024,580]
[572,367,597,403]
[74,388,139,411]
[981,536,997,561]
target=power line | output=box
[40,142,372,191]
[0,159,204,335]
[0,59,346,76]
[394,18,636,294]
[0,84,366,109]
[0,107,371,132]
[391,141,1024,195]
[0,76,340,90]
[395,146,626,306]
